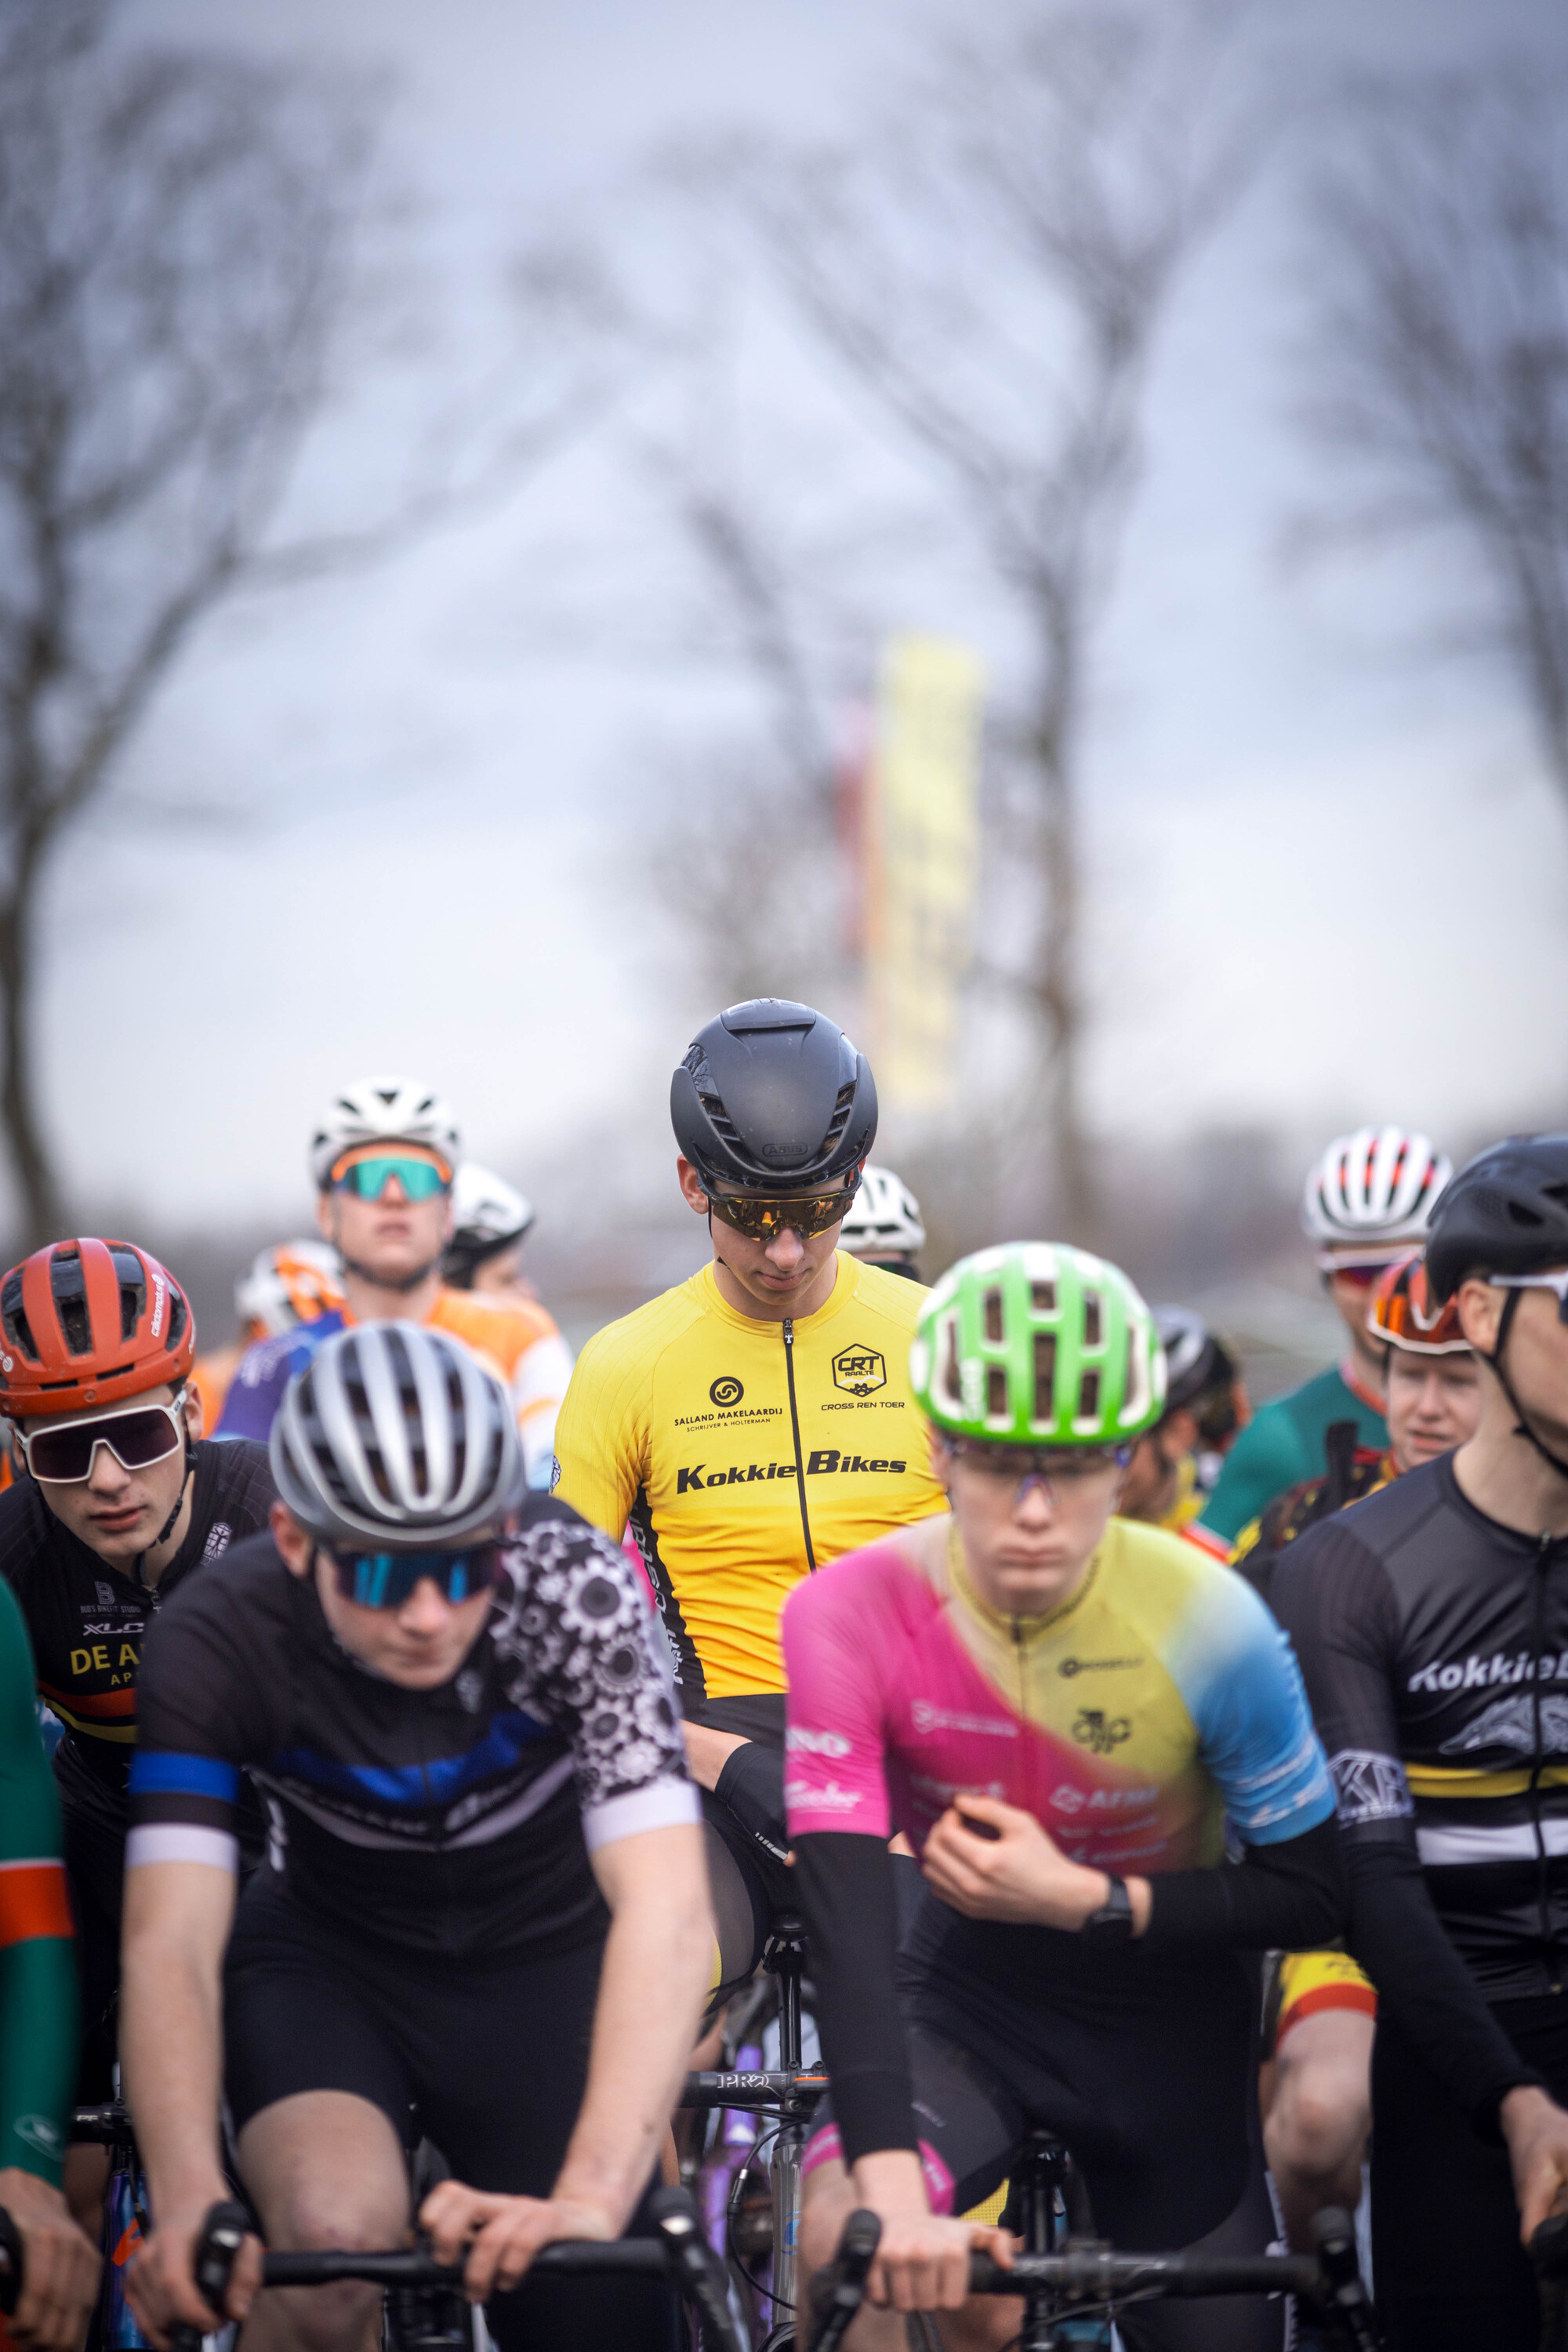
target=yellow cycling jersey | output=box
[551,1254,945,1707]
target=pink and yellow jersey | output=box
[782,1515,1333,1874]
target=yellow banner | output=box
[865,636,984,1112]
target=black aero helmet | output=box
[671,999,877,1196]
[1425,1135,1568,1303]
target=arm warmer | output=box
[1142,1815,1346,1951]
[0,1582,74,2185]
[1345,1838,1543,2138]
[792,1831,917,2165]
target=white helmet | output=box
[234,1240,345,1338]
[443,1164,535,1286]
[309,1076,461,1191]
[838,1165,926,1261]
[270,1321,524,1551]
[1301,1126,1453,1262]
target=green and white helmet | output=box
[910,1243,1165,1446]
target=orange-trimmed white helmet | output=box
[309,1076,461,1192]
[235,1241,346,1341]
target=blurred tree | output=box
[1301,71,1568,811]
[0,0,604,1243]
[720,2,1252,1229]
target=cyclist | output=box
[838,1166,926,1281]
[121,1322,710,2352]
[1199,1126,1451,1547]
[1118,1305,1247,1536]
[0,1240,274,2212]
[216,1078,571,1486]
[441,1163,537,1302]
[1241,1254,1479,2256]
[191,1241,345,1432]
[552,1000,946,1998]
[784,1243,1342,2350]
[0,1575,100,2352]
[1272,1135,1568,2350]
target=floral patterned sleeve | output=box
[488,1500,699,1853]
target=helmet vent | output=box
[1031,1281,1055,1315]
[1080,1368,1101,1419]
[0,1273,38,1363]
[49,1259,93,1358]
[986,1365,1008,1417]
[1083,1293,1102,1348]
[941,1322,962,1406]
[983,1289,1004,1343]
[108,1247,147,1340]
[699,1093,744,1149]
[1508,1200,1546,1228]
[1033,1333,1056,1419]
[818,1083,858,1155]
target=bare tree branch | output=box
[1299,67,1568,802]
[0,0,601,1237]
[702,0,1255,1228]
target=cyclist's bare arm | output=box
[121,1860,263,2342]
[421,1819,713,2297]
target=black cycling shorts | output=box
[807,1898,1280,2352]
[223,1879,677,2352]
[1371,1991,1568,2352]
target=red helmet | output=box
[0,1240,195,1418]
[1367,1251,1469,1356]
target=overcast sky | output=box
[47,0,1568,1236]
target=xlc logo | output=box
[833,1343,887,1397]
[710,1376,744,1407]
[1072,1708,1131,1757]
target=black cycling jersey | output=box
[129,1494,697,1962]
[1272,1450,1568,2126]
[0,1439,275,1817]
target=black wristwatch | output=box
[1081,1875,1134,1944]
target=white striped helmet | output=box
[1301,1126,1453,1263]
[270,1321,525,1551]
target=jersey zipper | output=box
[782,1319,816,1572]
[1530,1534,1559,1990]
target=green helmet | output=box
[910,1242,1165,1446]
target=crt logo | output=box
[710,1376,744,1407]
[832,1343,886,1398]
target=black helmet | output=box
[1425,1135,1568,1303]
[671,1000,877,1196]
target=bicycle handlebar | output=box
[806,2206,1382,2352]
[966,2248,1323,2296]
[168,2190,746,2352]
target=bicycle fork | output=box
[762,1918,809,2351]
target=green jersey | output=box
[1198,1363,1387,1547]
[0,1578,75,2183]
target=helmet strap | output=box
[340,1254,441,1294]
[1482,1288,1568,1483]
[136,1404,196,1588]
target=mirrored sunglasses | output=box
[22,1400,186,1484]
[324,1543,510,1610]
[707,1189,854,1241]
[331,1152,452,1203]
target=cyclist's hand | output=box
[125,2202,263,2347]
[1501,2085,1568,2243]
[0,2168,100,2352]
[922,1795,1100,1927]
[419,2180,616,2302]
[846,2152,1012,2313]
